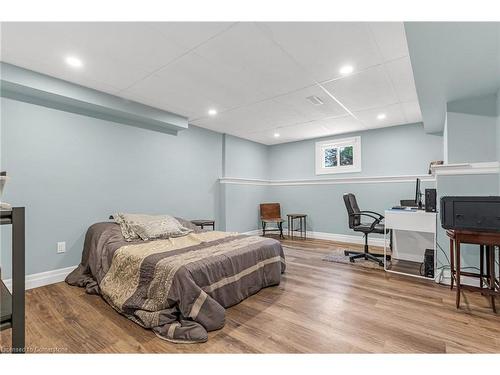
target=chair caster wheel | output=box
[349,258,355,263]
[379,262,384,267]
[344,250,350,256]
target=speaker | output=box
[425,188,437,212]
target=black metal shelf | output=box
[0,279,12,331]
[0,207,25,353]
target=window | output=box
[315,136,361,174]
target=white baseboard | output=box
[2,265,77,292]
[307,231,385,247]
[242,229,385,247]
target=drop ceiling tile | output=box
[354,103,407,128]
[261,22,384,82]
[123,51,273,119]
[317,115,367,134]
[367,22,409,61]
[192,96,309,134]
[242,115,366,145]
[276,121,332,141]
[119,91,200,119]
[193,22,312,100]
[272,84,348,121]
[147,22,234,50]
[241,121,332,145]
[323,65,399,111]
[401,101,423,124]
[1,22,190,91]
[384,57,419,103]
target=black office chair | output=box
[343,193,390,267]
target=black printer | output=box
[440,196,500,232]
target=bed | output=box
[66,219,285,343]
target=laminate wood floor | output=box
[1,236,499,353]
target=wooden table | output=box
[190,219,215,230]
[287,214,307,239]
[0,207,25,353]
[446,229,500,312]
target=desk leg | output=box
[304,216,307,239]
[489,245,496,313]
[449,238,454,290]
[456,240,461,309]
[287,217,290,238]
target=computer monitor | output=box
[415,178,423,209]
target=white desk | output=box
[384,209,437,279]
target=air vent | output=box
[306,95,324,106]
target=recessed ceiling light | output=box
[65,56,83,68]
[377,113,387,120]
[339,65,354,75]
[208,109,217,116]
[273,132,280,138]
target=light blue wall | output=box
[497,90,500,189]
[447,93,498,117]
[269,123,443,180]
[223,184,268,233]
[404,22,500,133]
[267,180,435,238]
[221,135,271,232]
[223,134,269,179]
[0,97,223,278]
[264,123,442,235]
[445,111,498,164]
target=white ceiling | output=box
[0,22,422,145]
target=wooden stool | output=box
[287,214,307,239]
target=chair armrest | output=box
[349,212,382,230]
[359,210,384,220]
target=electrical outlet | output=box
[57,241,66,253]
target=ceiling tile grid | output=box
[0,22,422,145]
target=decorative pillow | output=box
[114,213,193,241]
[113,213,140,241]
[175,217,204,233]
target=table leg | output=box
[449,238,454,290]
[480,244,484,289]
[300,217,303,238]
[488,245,496,313]
[456,240,461,309]
[291,217,294,239]
[287,216,290,238]
[304,216,307,239]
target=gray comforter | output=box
[66,222,285,343]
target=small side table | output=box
[446,229,500,312]
[191,219,215,231]
[287,214,307,239]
